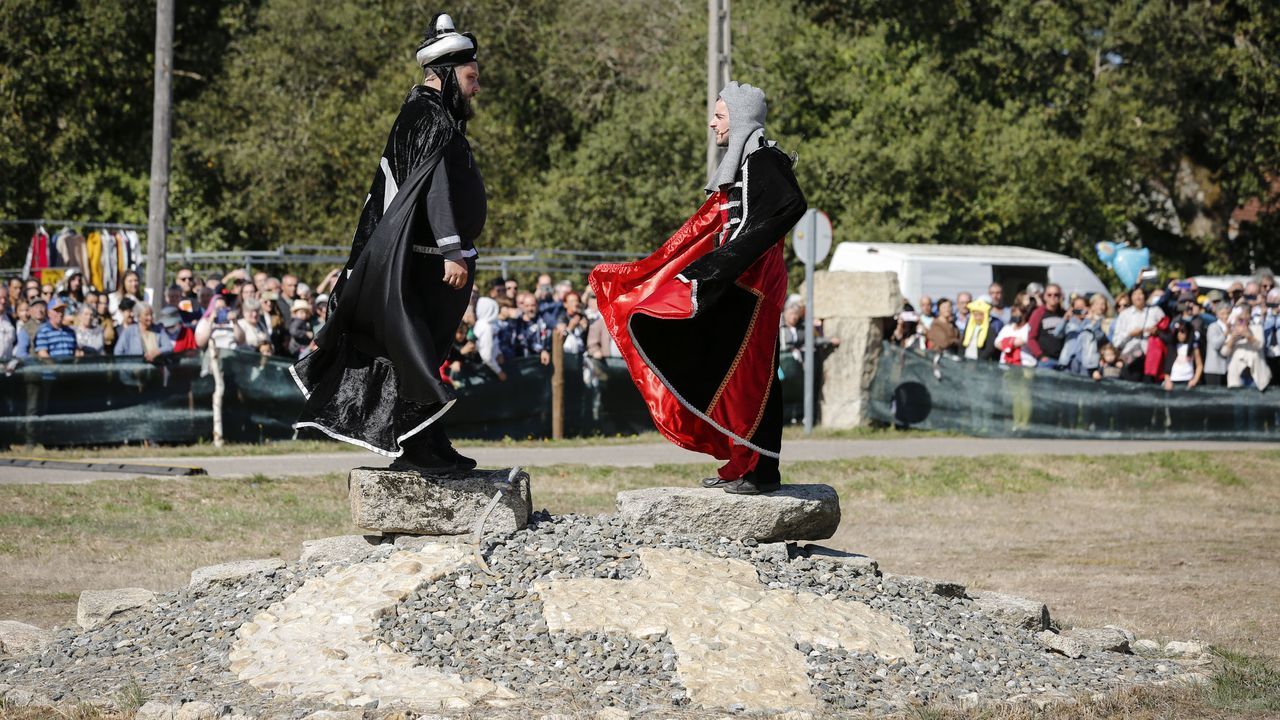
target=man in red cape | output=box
[589,82,806,494]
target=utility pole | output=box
[146,0,175,310]
[706,0,731,182]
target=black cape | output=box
[290,88,473,456]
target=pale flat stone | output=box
[594,709,631,720]
[535,547,913,711]
[135,702,179,720]
[190,558,285,588]
[1165,640,1208,657]
[798,544,878,574]
[883,572,967,598]
[1,685,52,708]
[231,544,514,710]
[970,590,1051,631]
[1066,627,1131,654]
[174,701,218,720]
[1037,630,1086,658]
[300,711,363,720]
[615,485,840,543]
[76,588,156,630]
[1133,638,1161,655]
[299,535,385,564]
[0,621,51,655]
[349,467,532,536]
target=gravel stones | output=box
[189,558,286,589]
[615,485,840,542]
[0,621,51,656]
[298,534,386,564]
[76,588,157,630]
[349,467,532,536]
[2,509,1204,718]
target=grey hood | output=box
[705,81,771,193]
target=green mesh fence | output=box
[869,342,1280,440]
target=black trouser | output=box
[747,351,784,483]
[401,253,475,454]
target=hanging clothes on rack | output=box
[101,230,118,293]
[62,232,89,281]
[22,226,50,280]
[86,231,105,291]
[115,230,128,283]
[124,230,141,271]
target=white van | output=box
[827,242,1113,305]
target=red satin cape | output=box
[589,192,787,460]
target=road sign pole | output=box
[803,210,816,435]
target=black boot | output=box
[701,477,733,488]
[390,439,455,472]
[723,469,782,495]
[427,425,477,470]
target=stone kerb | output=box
[349,467,532,536]
[615,485,840,542]
[806,270,900,428]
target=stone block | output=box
[174,701,219,720]
[1133,638,1161,655]
[816,316,883,428]
[134,701,179,720]
[76,588,156,630]
[615,485,840,543]
[1065,627,1131,654]
[0,621,51,656]
[299,535,385,564]
[189,558,285,588]
[1036,630,1086,659]
[808,270,902,319]
[797,544,879,575]
[349,467,532,536]
[1164,640,1208,657]
[883,573,967,599]
[970,590,1051,632]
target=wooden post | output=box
[146,0,175,310]
[551,332,565,439]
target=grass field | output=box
[1,449,1276,718]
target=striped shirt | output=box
[34,323,78,358]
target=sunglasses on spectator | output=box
[1045,292,1061,298]
[1244,294,1258,301]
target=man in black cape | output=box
[291,13,484,469]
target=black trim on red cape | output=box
[590,146,805,459]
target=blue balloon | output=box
[1094,241,1151,288]
[1112,247,1151,288]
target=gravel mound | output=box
[1,510,1204,718]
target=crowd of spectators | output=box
[0,267,336,366]
[890,273,1280,392]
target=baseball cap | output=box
[48,298,67,312]
[158,306,183,329]
[291,299,311,313]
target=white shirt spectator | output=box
[473,297,504,377]
[995,322,1036,367]
[1111,304,1165,358]
[0,315,14,361]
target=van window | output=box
[992,265,1048,297]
